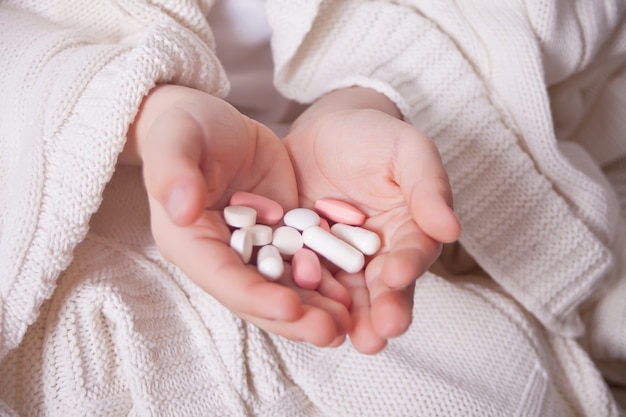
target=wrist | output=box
[311,86,402,120]
[120,84,194,165]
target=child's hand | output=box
[123,84,351,347]
[283,87,461,354]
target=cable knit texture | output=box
[1,0,625,415]
[269,0,625,337]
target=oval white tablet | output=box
[223,205,256,228]
[302,226,364,273]
[256,245,284,281]
[230,228,253,263]
[272,226,304,256]
[283,208,320,231]
[330,223,381,255]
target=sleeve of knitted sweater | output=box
[0,0,228,357]
[267,0,622,337]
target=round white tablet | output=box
[244,224,273,246]
[272,226,304,256]
[283,208,321,231]
[230,228,253,263]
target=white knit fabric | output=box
[268,0,624,337]
[1,0,625,416]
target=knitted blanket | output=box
[1,0,625,415]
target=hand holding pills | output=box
[283,87,462,353]
[225,192,382,287]
[129,84,460,354]
[130,84,351,348]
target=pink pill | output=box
[291,248,322,290]
[229,191,284,225]
[314,198,365,226]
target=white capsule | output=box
[330,223,381,255]
[272,226,304,256]
[283,208,320,231]
[243,224,273,246]
[223,205,256,228]
[302,226,364,273]
[256,245,284,281]
[230,228,253,263]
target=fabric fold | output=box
[0,3,229,358]
[268,0,616,336]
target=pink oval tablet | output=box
[314,198,365,226]
[291,248,322,290]
[230,191,284,225]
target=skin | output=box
[122,83,460,353]
[123,84,351,347]
[283,87,461,353]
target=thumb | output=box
[398,135,461,243]
[141,110,208,226]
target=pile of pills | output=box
[224,191,381,289]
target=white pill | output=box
[230,228,253,263]
[272,226,304,256]
[283,208,320,231]
[330,223,381,256]
[224,206,256,228]
[256,245,284,281]
[244,224,273,246]
[302,226,364,273]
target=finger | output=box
[149,199,303,321]
[328,334,348,348]
[397,134,461,243]
[316,266,352,308]
[191,255,302,322]
[241,305,346,347]
[141,109,209,226]
[410,179,462,243]
[277,265,353,336]
[371,289,414,339]
[296,291,352,337]
[364,254,415,339]
[335,272,387,354]
[372,216,441,289]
